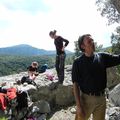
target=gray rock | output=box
[107,67,120,88]
[55,84,74,106]
[109,83,120,106]
[35,100,51,113]
[0,65,120,120]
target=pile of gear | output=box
[0,62,50,120]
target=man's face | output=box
[81,35,95,53]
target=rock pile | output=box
[0,65,120,120]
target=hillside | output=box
[0,44,72,56]
[0,53,74,77]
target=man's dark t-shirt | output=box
[72,52,120,93]
[54,36,69,55]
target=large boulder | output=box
[30,83,75,108]
[1,65,120,119]
[55,85,74,106]
[34,100,51,113]
[109,83,120,106]
[107,67,120,88]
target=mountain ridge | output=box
[0,44,73,56]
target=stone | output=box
[109,83,120,106]
[0,65,120,119]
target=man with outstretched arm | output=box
[72,34,120,120]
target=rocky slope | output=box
[0,65,120,120]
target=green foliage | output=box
[74,41,82,57]
[0,55,55,77]
[0,54,73,77]
[111,26,120,54]
[110,26,120,73]
[65,54,74,65]
[0,117,7,120]
[104,46,112,53]
[96,0,120,25]
[94,42,103,52]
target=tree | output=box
[111,26,120,54]
[94,42,103,52]
[96,0,120,25]
[74,41,82,57]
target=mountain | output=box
[0,44,73,56]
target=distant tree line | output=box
[0,54,74,77]
[0,55,54,76]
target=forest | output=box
[0,54,74,77]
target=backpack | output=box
[21,76,33,84]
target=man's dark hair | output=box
[78,34,91,52]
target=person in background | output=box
[49,30,69,84]
[72,34,120,120]
[27,61,39,80]
[21,61,39,85]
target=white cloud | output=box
[0,0,117,52]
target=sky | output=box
[0,0,118,52]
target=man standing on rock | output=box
[72,34,120,120]
[49,30,69,84]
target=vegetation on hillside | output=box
[0,54,74,77]
[111,26,120,54]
